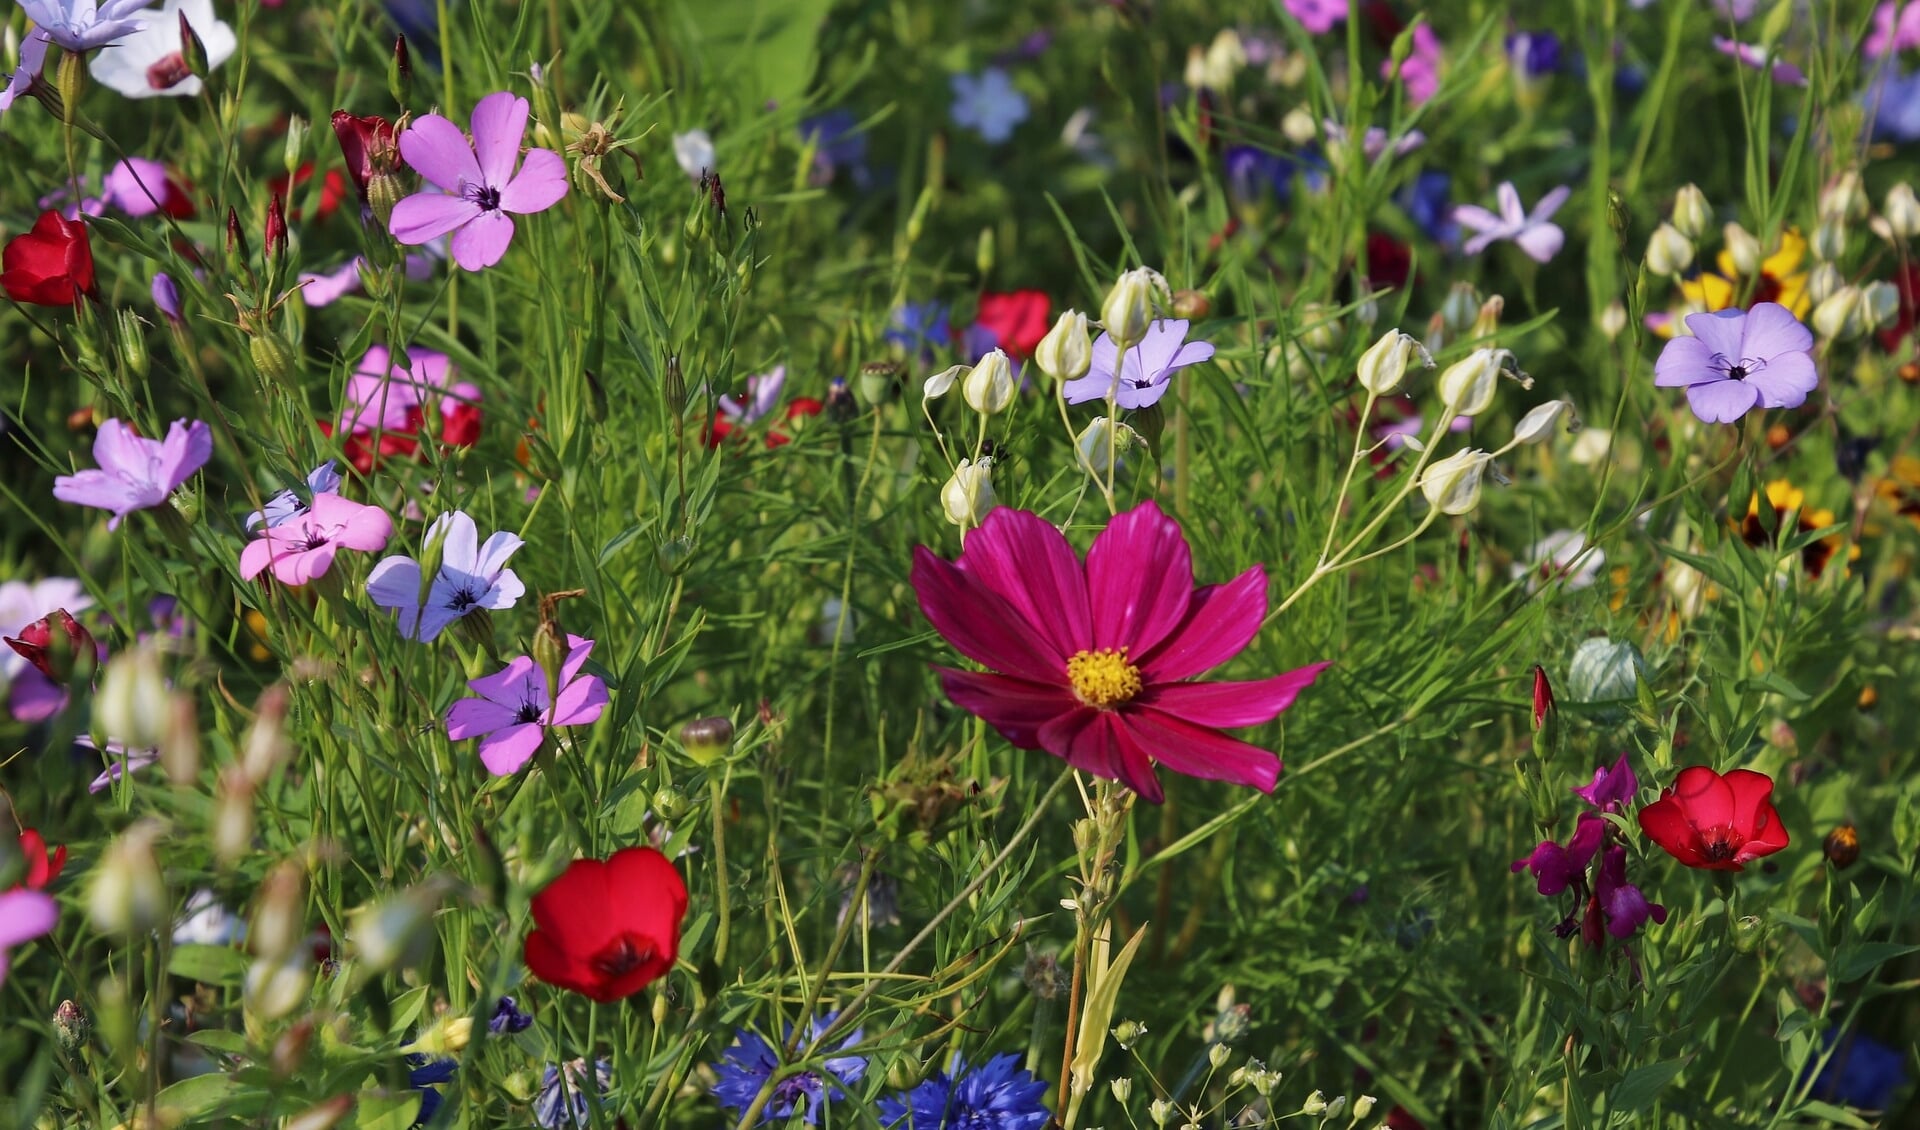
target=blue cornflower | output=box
[1505,30,1563,78]
[534,1058,612,1128]
[876,1053,1050,1130]
[1808,1029,1908,1112]
[710,1013,867,1125]
[800,110,869,187]
[1224,146,1295,206]
[406,1056,457,1126]
[1399,170,1458,245]
[949,68,1029,144]
[246,460,342,531]
[488,995,533,1035]
[886,302,953,358]
[1864,66,1920,144]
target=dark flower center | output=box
[464,182,503,211]
[1701,829,1742,863]
[147,53,192,90]
[515,699,543,725]
[1711,353,1767,382]
[301,532,332,552]
[447,585,480,611]
[773,1074,822,1107]
[587,933,655,979]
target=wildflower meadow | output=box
[5,0,1920,1126]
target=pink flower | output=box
[1866,1,1920,58]
[1454,182,1570,262]
[238,493,393,586]
[446,635,609,775]
[388,90,569,271]
[909,500,1328,803]
[1713,37,1807,85]
[1285,0,1346,35]
[0,888,57,987]
[53,419,212,529]
[340,345,473,433]
[1382,24,1443,105]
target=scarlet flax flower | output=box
[13,829,66,890]
[2,210,95,305]
[522,846,686,1002]
[910,500,1327,803]
[1638,766,1790,871]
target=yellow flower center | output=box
[1066,648,1142,709]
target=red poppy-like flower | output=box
[706,397,825,449]
[1638,766,1790,871]
[14,829,66,890]
[523,846,688,1003]
[910,500,1328,803]
[2,211,95,306]
[330,111,400,199]
[975,290,1052,360]
[5,609,96,682]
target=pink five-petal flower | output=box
[446,635,609,776]
[53,418,212,530]
[1866,1,1920,58]
[1453,182,1569,262]
[0,887,58,987]
[238,493,393,586]
[340,344,456,433]
[388,90,569,271]
[909,500,1328,803]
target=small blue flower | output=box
[876,1053,1050,1130]
[1399,170,1457,245]
[534,1058,612,1128]
[1864,66,1920,144]
[1224,146,1294,206]
[949,68,1029,145]
[246,460,342,531]
[886,302,953,358]
[1809,1029,1908,1112]
[1505,30,1563,78]
[406,1055,457,1126]
[710,1012,867,1125]
[800,110,869,187]
[488,995,533,1035]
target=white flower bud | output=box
[1820,170,1867,223]
[940,457,997,528]
[1418,449,1492,515]
[1301,1091,1328,1116]
[1150,1098,1175,1126]
[962,348,1016,415]
[1437,349,1501,416]
[1208,1043,1231,1069]
[1671,184,1711,239]
[1598,301,1628,340]
[1281,106,1318,145]
[1356,329,1429,395]
[1296,302,1341,352]
[1812,286,1867,341]
[1440,282,1480,332]
[213,769,255,867]
[1723,222,1762,276]
[1354,1095,1378,1120]
[923,364,967,401]
[94,642,170,751]
[1807,261,1843,306]
[1102,267,1169,351]
[1885,183,1920,239]
[1076,417,1140,477]
[1864,280,1900,331]
[1035,309,1092,382]
[1512,399,1573,445]
[1812,217,1847,262]
[89,819,167,935]
[1645,223,1694,276]
[1324,1096,1347,1120]
[240,684,293,785]
[350,887,437,972]
[1111,1078,1134,1104]
[244,955,312,1021]
[252,860,308,963]
[1568,427,1614,467]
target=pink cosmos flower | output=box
[53,418,212,529]
[238,493,393,586]
[388,90,569,271]
[1382,24,1443,105]
[1454,182,1570,262]
[1713,38,1807,85]
[909,500,1328,803]
[446,636,609,776]
[0,888,57,987]
[1865,1,1920,58]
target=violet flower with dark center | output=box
[366,510,524,642]
[53,419,212,530]
[388,91,569,271]
[1653,302,1816,424]
[246,461,342,531]
[445,635,608,775]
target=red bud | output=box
[1531,665,1555,730]
[264,194,288,259]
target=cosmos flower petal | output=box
[1085,500,1193,655]
[935,668,1073,748]
[1143,663,1328,729]
[1122,707,1280,793]
[910,547,1065,683]
[955,506,1090,661]
[1136,568,1268,681]
[1039,708,1161,802]
[1686,379,1761,423]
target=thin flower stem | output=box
[1318,390,1381,566]
[783,851,877,1059]
[708,768,731,967]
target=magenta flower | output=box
[1381,24,1443,104]
[339,345,473,433]
[1513,812,1605,896]
[1454,182,1570,262]
[1285,0,1346,34]
[1061,319,1215,410]
[1867,1,1920,58]
[1572,753,1638,811]
[388,91,569,271]
[909,501,1328,803]
[101,158,176,217]
[53,418,212,529]
[1653,302,1817,424]
[0,888,57,987]
[238,493,393,586]
[446,636,609,776]
[0,578,90,722]
[1713,38,1807,85]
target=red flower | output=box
[2,211,95,306]
[1638,766,1790,871]
[5,609,96,682]
[910,500,1328,803]
[706,397,825,450]
[1364,231,1412,293]
[15,829,66,890]
[330,111,399,199]
[523,847,687,1003]
[1531,665,1554,730]
[975,290,1052,360]
[268,162,349,221]
[1877,260,1920,354]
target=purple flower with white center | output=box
[1572,753,1638,812]
[488,996,533,1034]
[246,461,342,531]
[388,90,570,271]
[16,0,150,52]
[948,68,1028,145]
[534,1059,611,1129]
[1653,302,1817,424]
[366,510,525,643]
[150,271,182,321]
[53,418,212,530]
[1454,182,1570,262]
[101,158,172,216]
[445,635,607,776]
[718,366,788,425]
[1285,0,1346,34]
[1061,318,1215,410]
[710,1013,867,1125]
[0,30,50,114]
[876,1053,1050,1130]
[0,578,90,722]
[1713,37,1807,85]
[0,888,57,988]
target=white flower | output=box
[1511,530,1604,590]
[172,888,245,946]
[1418,449,1491,515]
[673,129,715,178]
[88,0,237,100]
[962,348,1015,415]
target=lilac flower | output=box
[876,1053,1050,1130]
[298,260,366,306]
[673,129,716,178]
[0,31,50,115]
[0,888,57,987]
[365,510,525,642]
[1285,0,1346,34]
[1321,121,1426,162]
[489,996,533,1035]
[101,158,173,216]
[0,578,89,722]
[718,366,788,425]
[949,68,1028,145]
[1862,65,1920,142]
[1061,318,1215,410]
[389,91,569,271]
[238,494,394,586]
[1865,1,1920,58]
[445,636,608,776]
[246,461,342,531]
[1454,182,1569,262]
[150,272,182,322]
[1382,24,1444,104]
[53,419,213,529]
[1713,0,1760,19]
[1714,38,1807,85]
[534,1059,612,1129]
[79,736,159,793]
[16,0,151,52]
[1572,753,1638,811]
[1653,302,1817,424]
[711,1013,867,1125]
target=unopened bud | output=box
[213,768,254,866]
[1207,1043,1231,1069]
[1823,823,1861,869]
[272,1019,314,1077]
[1864,280,1900,331]
[1440,282,1480,332]
[283,1096,354,1130]
[244,955,312,1021]
[1645,223,1693,276]
[1150,1098,1175,1126]
[1511,399,1572,445]
[664,353,687,416]
[241,684,293,784]
[1723,222,1762,276]
[1323,1095,1347,1120]
[1295,302,1341,352]
[1102,267,1169,351]
[368,170,404,226]
[1820,170,1867,223]
[1812,218,1847,262]
[1112,1019,1147,1048]
[975,226,994,277]
[252,860,307,962]
[1418,449,1492,515]
[265,194,289,260]
[1076,416,1140,478]
[225,205,249,263]
[677,715,735,766]
[117,307,149,377]
[1437,349,1502,415]
[1111,1078,1133,1103]
[388,35,412,106]
[1806,261,1843,306]
[95,640,170,750]
[940,457,997,528]
[1170,288,1211,319]
[1599,301,1628,340]
[1471,294,1505,341]
[651,786,691,821]
[1354,1095,1377,1120]
[1671,184,1711,239]
[177,8,205,78]
[1885,183,1920,239]
[962,349,1015,415]
[1812,286,1866,341]
[404,1015,473,1056]
[53,1000,89,1051]
[88,819,167,935]
[350,886,438,972]
[1301,1091,1328,1116]
[1355,329,1428,395]
[1035,310,1092,383]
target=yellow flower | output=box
[1737,478,1857,578]
[1655,229,1811,337]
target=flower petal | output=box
[1038,708,1162,802]
[1746,350,1817,409]
[1085,500,1193,655]
[1739,301,1813,359]
[1140,662,1328,728]
[1637,793,1705,866]
[935,668,1073,747]
[1136,567,1266,681]
[551,673,608,727]
[1121,707,1281,793]
[0,889,57,948]
[467,656,541,710]
[1513,220,1563,263]
[390,192,480,246]
[1686,379,1760,424]
[1653,335,1721,387]
[1685,307,1748,361]
[399,113,483,193]
[1672,765,1735,827]
[910,547,1066,683]
[432,510,480,574]
[956,506,1089,662]
[450,209,516,271]
[469,91,530,188]
[478,722,546,775]
[1722,768,1780,837]
[499,147,569,214]
[1529,185,1572,223]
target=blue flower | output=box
[1809,1029,1908,1112]
[800,110,869,187]
[876,1053,1050,1130]
[246,460,342,531]
[534,1058,612,1128]
[1224,146,1294,206]
[406,1056,456,1126]
[1505,31,1563,78]
[886,302,953,358]
[710,1013,867,1125]
[1399,170,1457,245]
[949,68,1029,145]
[1864,66,1920,144]
[488,995,533,1035]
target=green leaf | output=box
[169,944,247,987]
[153,1072,245,1124]
[1790,1100,1871,1128]
[1607,1057,1689,1115]
[678,0,834,114]
[1829,942,1920,983]
[186,1029,253,1056]
[354,1092,423,1130]
[1659,543,1741,593]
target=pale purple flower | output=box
[16,0,151,52]
[1322,120,1425,161]
[1865,1,1920,58]
[238,493,394,586]
[298,255,434,307]
[1454,182,1570,262]
[718,365,787,424]
[365,510,525,642]
[1653,302,1817,424]
[389,90,570,271]
[101,158,172,216]
[79,735,158,793]
[949,67,1029,144]
[0,888,57,987]
[0,30,50,114]
[1285,0,1346,34]
[53,418,212,529]
[672,129,716,178]
[150,272,182,321]
[0,578,89,722]
[1382,24,1444,105]
[446,635,608,776]
[1572,753,1638,812]
[246,461,343,531]
[1713,0,1760,20]
[1061,318,1215,410]
[1714,38,1807,85]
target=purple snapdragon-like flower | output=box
[1572,753,1638,811]
[445,636,608,775]
[1454,182,1569,262]
[246,461,343,531]
[150,272,182,321]
[388,91,569,271]
[366,510,525,642]
[710,1013,867,1125]
[1061,318,1215,410]
[1653,302,1817,424]
[1513,812,1606,896]
[1513,757,1665,945]
[489,996,534,1034]
[53,419,212,530]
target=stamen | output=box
[1066,648,1143,709]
